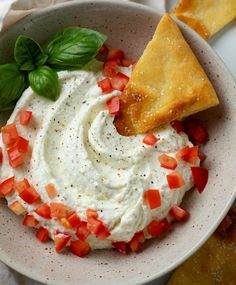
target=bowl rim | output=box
[0,1,236,285]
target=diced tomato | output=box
[70,239,91,257]
[171,120,184,133]
[143,133,158,146]
[45,183,58,199]
[86,208,98,219]
[111,72,129,91]
[183,118,208,144]
[121,59,136,67]
[112,241,129,254]
[176,145,199,164]
[54,232,71,253]
[147,218,171,237]
[160,218,172,231]
[96,223,111,240]
[50,202,67,218]
[97,78,113,94]
[86,215,101,234]
[166,172,185,189]
[158,154,177,170]
[169,205,190,222]
[36,227,49,242]
[19,110,32,126]
[14,136,29,153]
[1,124,19,146]
[76,222,90,241]
[86,209,110,240]
[0,147,3,164]
[7,146,23,168]
[106,96,120,115]
[0,176,15,196]
[107,49,124,61]
[19,186,40,204]
[67,212,82,228]
[22,214,39,227]
[103,60,119,77]
[8,200,26,215]
[60,218,72,229]
[15,179,30,194]
[129,231,145,253]
[99,44,108,54]
[198,152,207,163]
[191,167,208,193]
[35,203,51,219]
[144,189,161,209]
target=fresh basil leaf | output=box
[45,27,107,70]
[14,35,47,71]
[0,63,28,111]
[29,66,60,101]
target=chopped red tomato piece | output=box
[35,203,51,219]
[144,189,161,209]
[19,186,40,204]
[76,222,90,241]
[96,223,111,240]
[45,183,58,199]
[191,167,208,193]
[158,154,177,170]
[0,176,15,196]
[99,44,108,54]
[143,133,158,146]
[14,136,29,153]
[111,72,129,91]
[86,209,110,240]
[60,218,72,229]
[129,231,145,253]
[19,110,32,126]
[107,49,124,61]
[22,214,39,227]
[2,123,19,145]
[183,118,208,144]
[106,96,120,115]
[0,147,3,164]
[198,152,207,163]
[103,60,119,77]
[36,227,49,242]
[176,145,199,164]
[70,239,91,257]
[8,201,26,215]
[50,202,67,218]
[121,59,136,67]
[97,78,113,94]
[15,179,30,194]
[7,146,23,168]
[54,233,71,253]
[166,172,185,189]
[86,208,98,219]
[112,241,129,254]
[147,218,171,237]
[67,212,82,228]
[171,120,184,133]
[169,205,190,222]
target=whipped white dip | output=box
[0,61,198,249]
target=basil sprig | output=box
[0,27,107,111]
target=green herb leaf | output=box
[29,66,60,101]
[14,35,48,71]
[45,27,107,70]
[0,63,28,111]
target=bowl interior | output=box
[0,1,236,285]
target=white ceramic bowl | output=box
[0,1,236,285]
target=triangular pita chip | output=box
[172,0,236,39]
[114,14,219,136]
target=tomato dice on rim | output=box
[70,239,91,257]
[0,176,15,196]
[19,110,32,126]
[67,212,82,228]
[106,96,120,115]
[169,205,190,222]
[112,241,129,254]
[147,218,171,237]
[36,227,49,242]
[22,214,39,227]
[7,146,23,168]
[111,72,129,91]
[103,60,119,78]
[35,203,51,219]
[144,189,161,209]
[171,120,184,133]
[76,222,90,241]
[50,202,67,218]
[97,78,113,94]
[158,154,177,170]
[1,124,19,146]
[8,201,26,215]
[143,134,158,146]
[166,172,185,189]
[54,233,71,253]
[107,49,124,61]
[14,136,29,153]
[19,186,40,204]
[15,179,30,194]
[129,231,145,253]
[191,167,208,193]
